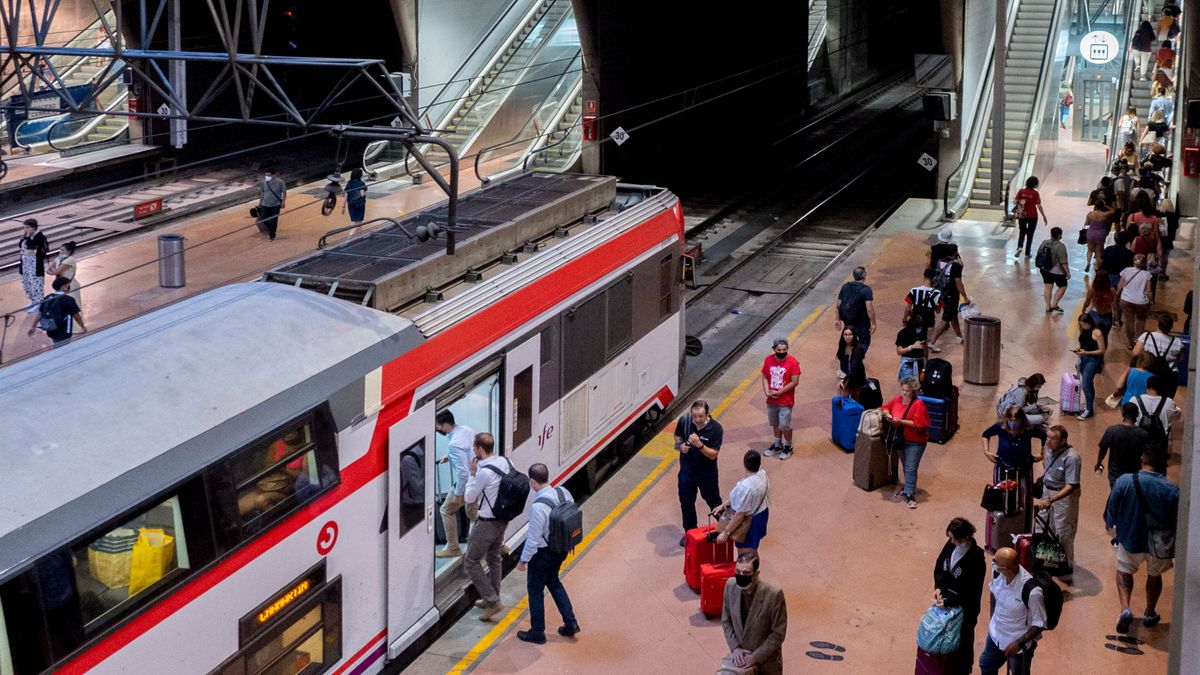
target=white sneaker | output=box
[25,305,38,313]
[927,342,942,353]
[955,337,964,345]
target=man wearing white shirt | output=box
[435,411,476,558]
[517,463,579,644]
[978,548,1045,675]
[1131,380,1181,435]
[464,432,509,621]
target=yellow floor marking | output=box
[446,303,827,672]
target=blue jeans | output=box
[898,356,924,382]
[1077,354,1104,412]
[1060,103,1070,124]
[900,441,926,498]
[526,548,576,635]
[979,634,1036,675]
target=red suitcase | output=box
[700,561,736,618]
[684,524,734,591]
[1015,533,1035,571]
[915,646,948,674]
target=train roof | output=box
[0,283,421,577]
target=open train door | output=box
[503,334,542,533]
[386,402,437,658]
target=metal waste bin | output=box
[963,315,1001,385]
[158,234,185,288]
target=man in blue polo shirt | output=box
[674,400,723,546]
[1104,448,1179,633]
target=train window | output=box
[657,253,676,317]
[71,496,189,631]
[513,366,533,447]
[561,293,605,392]
[215,414,339,543]
[539,322,560,412]
[218,574,342,675]
[397,442,426,537]
[606,275,633,359]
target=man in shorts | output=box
[1104,448,1178,632]
[762,338,801,460]
[1036,227,1070,314]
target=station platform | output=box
[0,156,512,364]
[0,143,160,194]
[412,137,1190,673]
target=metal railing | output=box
[942,0,1021,219]
[1105,0,1141,167]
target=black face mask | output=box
[774,352,787,360]
[735,573,754,588]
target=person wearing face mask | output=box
[257,167,287,241]
[46,240,80,305]
[931,517,985,674]
[1033,426,1081,574]
[434,410,477,558]
[982,408,1047,532]
[761,338,801,460]
[720,552,787,675]
[978,548,1046,675]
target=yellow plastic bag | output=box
[87,548,132,589]
[127,528,175,596]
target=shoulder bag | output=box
[717,474,768,544]
[1132,473,1176,559]
[1032,450,1069,499]
[884,400,916,452]
[916,604,963,654]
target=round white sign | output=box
[1080,31,1120,65]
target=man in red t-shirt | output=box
[761,338,802,460]
[1013,176,1049,258]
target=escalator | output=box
[808,0,828,74]
[967,0,1061,213]
[365,0,576,179]
[3,10,130,155]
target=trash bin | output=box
[963,316,1001,385]
[158,234,185,288]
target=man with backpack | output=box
[1104,448,1179,633]
[517,462,581,644]
[463,432,524,621]
[979,547,1055,675]
[1131,377,1180,452]
[903,268,943,347]
[834,266,876,351]
[27,276,86,345]
[928,230,971,351]
[1035,227,1070,314]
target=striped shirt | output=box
[906,285,943,314]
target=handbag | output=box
[249,206,260,219]
[717,476,768,544]
[1133,473,1176,559]
[1032,512,1071,575]
[884,400,916,452]
[1077,228,1088,245]
[916,604,963,654]
[716,654,757,675]
[981,466,1020,515]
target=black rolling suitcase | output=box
[433,494,471,546]
[919,386,959,444]
[855,377,883,409]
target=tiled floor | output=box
[448,138,1188,673]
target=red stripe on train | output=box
[63,207,681,672]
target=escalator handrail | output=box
[473,60,581,182]
[943,0,1020,219]
[522,118,581,172]
[1005,0,1069,215]
[1106,1,1141,168]
[45,89,129,152]
[421,0,552,133]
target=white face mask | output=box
[264,175,273,182]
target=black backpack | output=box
[932,259,955,294]
[482,458,531,522]
[1034,242,1053,271]
[35,296,61,333]
[1022,569,1064,630]
[922,359,953,398]
[1135,396,1169,450]
[536,487,584,555]
[1145,334,1178,381]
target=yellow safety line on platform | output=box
[448,303,827,673]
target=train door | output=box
[505,335,541,472]
[385,402,436,658]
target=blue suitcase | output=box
[919,386,958,444]
[831,397,864,451]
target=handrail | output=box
[942,0,1020,219]
[1106,1,1141,167]
[416,0,525,119]
[522,118,581,172]
[46,89,130,152]
[318,217,411,248]
[422,0,551,133]
[1005,0,1069,213]
[474,68,581,182]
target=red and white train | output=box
[0,174,684,674]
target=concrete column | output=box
[572,0,601,174]
[937,0,966,200]
[1178,0,1199,217]
[1169,10,1200,662]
